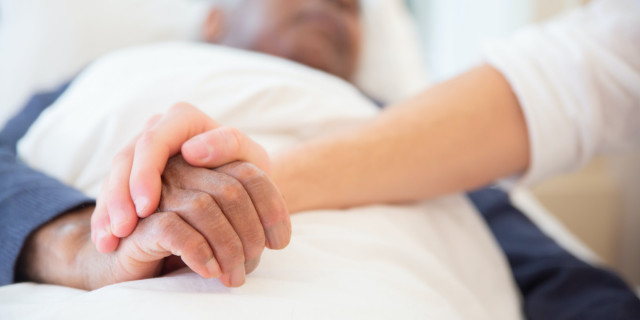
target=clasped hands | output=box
[24,103,291,290]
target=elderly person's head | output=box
[202,0,362,80]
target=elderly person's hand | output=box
[18,155,288,290]
[156,155,290,285]
[87,102,290,287]
[16,204,244,290]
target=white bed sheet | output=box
[0,201,520,320]
[1,42,522,320]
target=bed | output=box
[0,1,599,319]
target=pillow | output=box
[0,0,428,126]
[356,0,429,103]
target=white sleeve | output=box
[484,0,640,187]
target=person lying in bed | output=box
[2,0,362,290]
[1,0,640,318]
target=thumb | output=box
[181,127,271,174]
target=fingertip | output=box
[96,227,120,253]
[265,221,291,250]
[133,196,151,217]
[110,213,138,238]
[206,258,222,279]
[130,170,161,218]
[182,134,213,166]
[219,264,246,287]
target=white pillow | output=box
[0,0,427,126]
[356,0,429,102]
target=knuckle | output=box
[136,130,158,151]
[219,181,244,203]
[234,162,265,182]
[151,211,180,234]
[189,192,216,212]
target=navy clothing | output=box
[0,83,94,285]
[469,188,640,319]
[1,83,639,319]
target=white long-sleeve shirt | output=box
[484,0,640,187]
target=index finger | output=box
[215,162,291,250]
[129,102,220,217]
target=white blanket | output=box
[3,43,522,320]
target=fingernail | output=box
[265,222,291,249]
[134,197,149,216]
[185,136,213,161]
[245,257,261,274]
[230,265,246,287]
[206,258,221,278]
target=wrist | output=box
[272,144,332,213]
[16,206,94,289]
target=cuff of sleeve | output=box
[483,28,586,189]
[0,186,94,286]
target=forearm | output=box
[273,64,529,212]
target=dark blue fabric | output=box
[0,82,94,286]
[0,82,71,152]
[468,187,640,319]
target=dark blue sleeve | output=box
[468,188,640,320]
[0,83,95,286]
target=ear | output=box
[202,7,225,43]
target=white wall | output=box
[408,0,583,81]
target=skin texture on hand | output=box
[17,206,95,289]
[158,156,290,286]
[19,205,219,290]
[19,195,286,290]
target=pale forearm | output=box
[273,64,529,212]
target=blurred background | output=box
[407,0,640,289]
